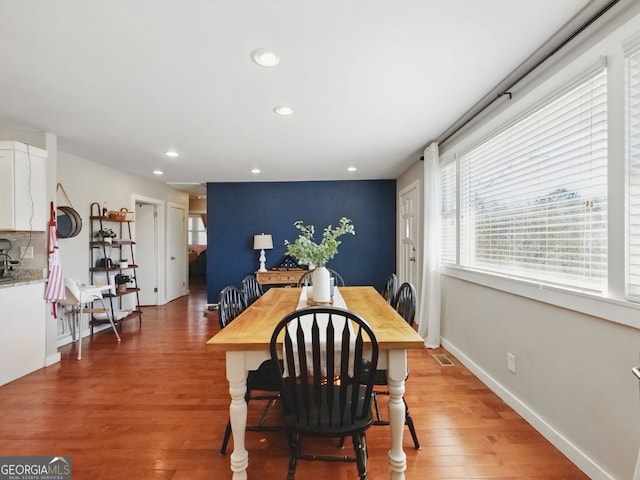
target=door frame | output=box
[398,180,421,300]
[166,201,187,302]
[131,194,164,305]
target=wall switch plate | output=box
[20,246,34,259]
[507,352,516,374]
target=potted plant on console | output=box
[284,217,355,303]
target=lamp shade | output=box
[253,233,273,250]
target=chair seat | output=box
[283,383,373,436]
[247,359,282,392]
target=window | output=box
[458,69,608,292]
[440,161,456,264]
[627,47,640,298]
[188,215,206,245]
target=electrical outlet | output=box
[507,352,516,374]
[20,246,34,259]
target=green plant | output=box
[114,273,131,285]
[95,228,117,239]
[284,217,355,267]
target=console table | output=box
[255,269,306,287]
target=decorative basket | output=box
[109,208,134,221]
[108,210,127,221]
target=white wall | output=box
[435,3,640,479]
[56,150,189,340]
[57,152,189,281]
[442,277,640,479]
[57,149,188,280]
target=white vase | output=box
[312,266,331,303]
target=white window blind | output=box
[460,69,608,291]
[188,216,207,245]
[627,48,640,298]
[440,161,456,264]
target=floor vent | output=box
[433,353,455,367]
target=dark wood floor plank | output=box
[0,282,588,479]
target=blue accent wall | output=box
[206,180,396,303]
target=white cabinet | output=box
[0,141,47,231]
[0,282,46,386]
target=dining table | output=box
[206,285,425,480]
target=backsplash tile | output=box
[0,231,46,281]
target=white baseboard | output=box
[44,352,61,366]
[441,338,614,480]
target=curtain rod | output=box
[434,0,622,148]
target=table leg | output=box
[386,349,407,480]
[226,351,249,480]
[77,305,83,360]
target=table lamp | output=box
[253,233,273,272]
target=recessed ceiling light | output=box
[273,105,294,116]
[251,48,280,67]
[153,170,164,175]
[347,166,358,172]
[165,151,180,158]
[251,168,261,174]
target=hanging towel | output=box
[44,203,65,317]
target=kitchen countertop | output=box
[0,269,46,288]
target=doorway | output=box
[133,196,162,306]
[398,181,420,296]
[166,202,187,302]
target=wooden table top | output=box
[206,286,425,352]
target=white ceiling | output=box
[0,0,594,198]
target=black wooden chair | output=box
[218,285,282,455]
[297,268,345,287]
[381,273,397,305]
[217,285,246,329]
[371,282,420,449]
[269,307,379,480]
[241,274,263,306]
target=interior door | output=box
[135,201,159,306]
[166,203,187,302]
[398,182,419,291]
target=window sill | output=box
[441,265,640,330]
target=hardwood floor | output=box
[0,282,588,479]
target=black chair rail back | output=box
[271,307,379,432]
[218,285,246,330]
[242,274,263,306]
[381,273,397,305]
[394,282,417,326]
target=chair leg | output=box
[98,298,121,342]
[352,433,368,480]
[403,398,420,450]
[373,391,383,422]
[257,397,276,427]
[287,432,300,480]
[219,420,232,455]
[67,306,77,341]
